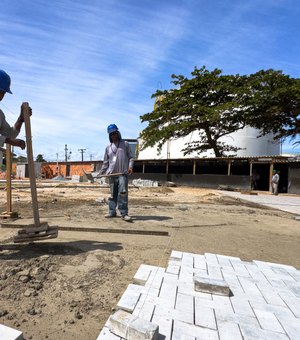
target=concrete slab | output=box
[218,191,300,215]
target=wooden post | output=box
[269,163,274,193]
[1,144,18,219]
[6,144,12,214]
[22,102,40,227]
[228,161,231,176]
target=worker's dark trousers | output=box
[108,175,129,216]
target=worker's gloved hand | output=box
[6,138,26,149]
[19,103,32,122]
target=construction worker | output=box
[0,69,31,150]
[99,124,134,222]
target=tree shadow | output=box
[132,215,173,221]
[0,240,123,260]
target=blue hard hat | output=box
[0,70,12,94]
[107,124,118,134]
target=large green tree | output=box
[244,70,300,141]
[140,67,300,157]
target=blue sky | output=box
[0,0,299,161]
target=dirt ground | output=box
[0,182,300,340]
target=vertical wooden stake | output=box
[22,102,40,227]
[6,144,12,214]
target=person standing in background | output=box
[271,170,280,195]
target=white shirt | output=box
[0,109,19,146]
[272,173,279,184]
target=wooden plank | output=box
[22,102,40,227]
[6,144,12,213]
[1,223,168,236]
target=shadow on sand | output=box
[0,240,123,260]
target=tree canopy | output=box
[139,66,300,157]
[245,70,300,141]
[36,154,46,162]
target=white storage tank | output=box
[138,126,281,159]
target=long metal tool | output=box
[13,102,58,243]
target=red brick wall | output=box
[42,162,97,178]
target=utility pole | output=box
[65,144,72,162]
[78,148,86,162]
[65,144,68,162]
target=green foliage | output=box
[140,66,249,157]
[245,70,300,141]
[140,67,300,157]
[36,154,46,162]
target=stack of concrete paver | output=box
[97,251,300,340]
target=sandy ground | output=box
[0,182,300,340]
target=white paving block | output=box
[276,314,300,340]
[173,320,219,340]
[194,304,217,330]
[166,261,181,276]
[212,295,234,313]
[128,316,159,340]
[151,315,173,340]
[0,324,23,340]
[249,300,295,319]
[205,253,219,266]
[108,310,159,340]
[256,284,286,306]
[133,300,155,321]
[278,292,300,318]
[159,277,178,304]
[217,320,243,340]
[108,310,132,338]
[170,250,182,261]
[239,323,289,340]
[206,264,224,280]
[145,269,164,291]
[194,254,207,270]
[253,308,285,333]
[175,293,194,322]
[96,326,121,339]
[134,264,157,286]
[216,255,234,269]
[230,260,251,277]
[238,276,263,298]
[230,296,255,317]
[182,252,194,267]
[117,284,141,312]
[215,308,260,328]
